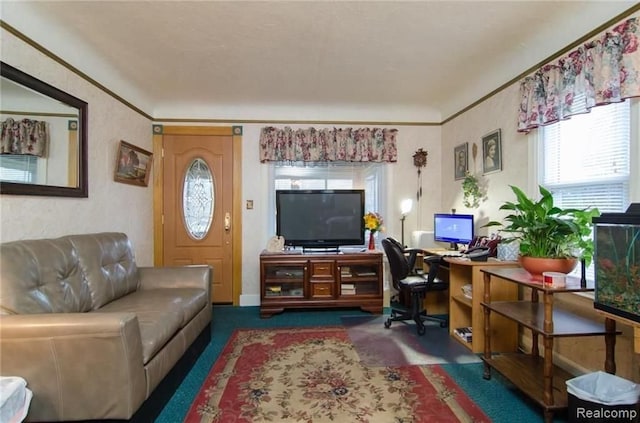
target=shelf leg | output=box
[531,289,540,357]
[543,335,554,406]
[543,292,555,407]
[543,409,554,423]
[482,272,492,380]
[605,318,617,374]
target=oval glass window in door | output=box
[182,158,214,240]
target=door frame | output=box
[152,124,243,305]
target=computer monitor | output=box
[434,213,474,250]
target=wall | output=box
[440,83,531,230]
[0,29,154,265]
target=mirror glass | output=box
[0,62,88,197]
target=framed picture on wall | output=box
[114,140,153,187]
[454,142,468,180]
[482,129,502,174]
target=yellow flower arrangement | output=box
[364,212,384,233]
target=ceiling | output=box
[2,1,638,123]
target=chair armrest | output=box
[137,264,211,292]
[0,312,146,421]
[399,248,423,272]
[423,255,442,265]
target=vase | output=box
[368,232,376,250]
[518,256,578,280]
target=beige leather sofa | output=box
[0,232,212,422]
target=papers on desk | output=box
[428,249,464,258]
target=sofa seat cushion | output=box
[97,288,206,363]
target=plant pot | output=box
[518,256,578,280]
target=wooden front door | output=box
[153,126,242,304]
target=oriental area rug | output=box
[184,326,489,423]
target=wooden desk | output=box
[423,249,519,353]
[481,267,617,423]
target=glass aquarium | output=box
[593,204,640,323]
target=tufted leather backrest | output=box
[0,237,93,314]
[0,233,139,314]
[64,233,139,310]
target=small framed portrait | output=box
[454,143,468,180]
[482,129,502,174]
[114,140,153,187]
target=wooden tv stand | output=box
[259,250,383,318]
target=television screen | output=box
[434,213,474,249]
[276,189,365,248]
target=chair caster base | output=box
[384,319,392,329]
[416,325,426,335]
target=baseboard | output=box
[240,294,260,306]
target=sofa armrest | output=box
[0,312,147,421]
[137,264,211,292]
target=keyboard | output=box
[442,253,463,257]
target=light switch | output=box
[246,200,254,209]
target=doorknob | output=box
[224,212,231,231]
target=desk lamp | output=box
[400,198,413,247]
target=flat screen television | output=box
[276,189,365,249]
[434,213,474,250]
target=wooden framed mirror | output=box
[0,62,88,197]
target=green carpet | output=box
[156,306,567,422]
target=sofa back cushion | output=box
[0,237,92,314]
[65,233,139,309]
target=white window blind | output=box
[0,155,38,183]
[541,100,631,213]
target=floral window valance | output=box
[259,126,398,163]
[0,117,49,157]
[518,15,640,132]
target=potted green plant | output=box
[462,172,484,208]
[484,185,600,277]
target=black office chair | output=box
[381,237,448,335]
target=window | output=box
[270,162,385,243]
[0,155,38,183]
[541,100,631,213]
[539,100,633,280]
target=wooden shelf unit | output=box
[481,267,617,423]
[260,251,383,318]
[424,251,519,353]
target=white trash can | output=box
[566,371,640,423]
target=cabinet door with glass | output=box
[261,260,307,299]
[337,259,381,297]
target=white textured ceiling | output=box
[2,1,637,122]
